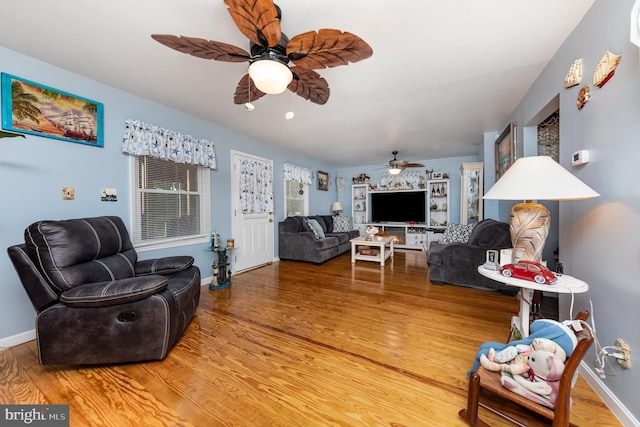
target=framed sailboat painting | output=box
[1,73,104,147]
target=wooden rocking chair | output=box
[459,311,593,427]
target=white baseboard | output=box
[0,329,36,349]
[580,362,639,426]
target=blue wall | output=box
[0,46,339,340]
[488,0,639,421]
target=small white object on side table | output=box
[478,265,588,337]
[350,235,394,266]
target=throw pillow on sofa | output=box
[305,218,326,239]
[440,223,476,245]
[333,216,351,232]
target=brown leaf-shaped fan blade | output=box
[224,0,281,47]
[405,163,425,168]
[233,74,267,105]
[287,29,373,69]
[151,34,250,62]
[288,68,330,105]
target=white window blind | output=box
[130,155,210,249]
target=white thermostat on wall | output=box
[572,150,590,166]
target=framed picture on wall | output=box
[495,122,515,180]
[1,73,104,147]
[317,170,329,191]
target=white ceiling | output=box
[0,0,594,167]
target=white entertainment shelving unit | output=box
[427,178,450,246]
[351,184,368,236]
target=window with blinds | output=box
[130,155,211,248]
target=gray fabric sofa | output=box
[279,215,359,264]
[7,216,200,365]
[427,218,517,295]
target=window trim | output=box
[129,155,211,251]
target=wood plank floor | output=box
[0,250,622,426]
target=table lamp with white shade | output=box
[332,202,344,216]
[484,156,599,264]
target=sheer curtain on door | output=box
[238,158,274,214]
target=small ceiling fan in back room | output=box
[151,0,373,106]
[386,151,425,175]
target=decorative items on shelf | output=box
[352,183,368,236]
[427,178,450,228]
[377,170,423,191]
[430,183,447,196]
[365,225,379,241]
[352,173,370,184]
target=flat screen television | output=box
[370,191,426,223]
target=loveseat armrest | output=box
[427,241,445,265]
[135,256,194,276]
[279,231,322,260]
[59,276,168,308]
[441,242,488,268]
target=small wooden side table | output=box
[478,266,588,337]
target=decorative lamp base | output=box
[509,202,550,264]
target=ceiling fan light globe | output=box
[389,167,403,175]
[248,60,293,95]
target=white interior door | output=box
[231,150,274,273]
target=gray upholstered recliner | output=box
[7,216,201,365]
[427,218,517,295]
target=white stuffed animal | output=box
[500,349,565,408]
[479,338,567,376]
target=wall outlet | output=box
[614,338,631,369]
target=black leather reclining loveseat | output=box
[7,216,201,365]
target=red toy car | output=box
[499,260,557,284]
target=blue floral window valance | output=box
[283,163,312,184]
[122,119,217,169]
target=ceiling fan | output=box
[386,151,425,175]
[151,0,373,106]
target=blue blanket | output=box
[470,319,578,374]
